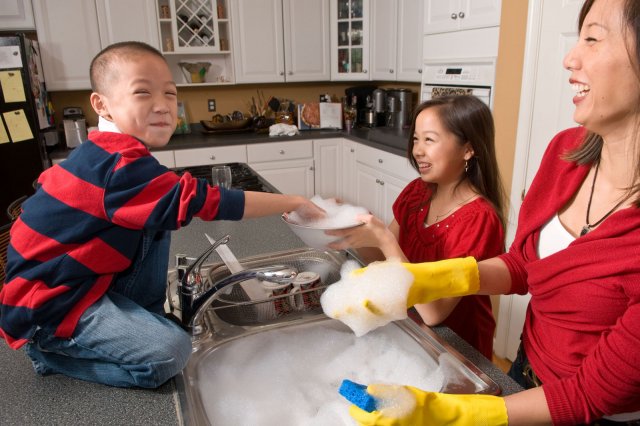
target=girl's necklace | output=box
[580,159,632,236]
[424,194,476,227]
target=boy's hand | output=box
[289,198,325,221]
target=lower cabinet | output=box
[353,143,417,224]
[174,145,247,167]
[313,138,343,199]
[248,140,314,197]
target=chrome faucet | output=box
[175,234,298,335]
[183,265,298,335]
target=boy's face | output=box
[91,53,177,148]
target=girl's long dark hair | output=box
[407,95,506,228]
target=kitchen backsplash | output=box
[49,82,419,129]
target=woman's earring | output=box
[465,160,469,173]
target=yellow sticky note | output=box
[0,121,9,144]
[3,109,33,142]
[0,71,26,103]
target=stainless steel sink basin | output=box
[172,248,499,426]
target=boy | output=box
[0,42,323,388]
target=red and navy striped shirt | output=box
[0,131,244,349]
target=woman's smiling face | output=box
[411,107,473,185]
[563,0,640,137]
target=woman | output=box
[329,95,505,360]
[344,0,640,424]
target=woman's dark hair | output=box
[566,0,640,205]
[407,95,506,228]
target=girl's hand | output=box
[327,214,392,250]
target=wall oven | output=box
[420,57,497,109]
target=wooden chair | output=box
[6,195,27,222]
[0,222,12,290]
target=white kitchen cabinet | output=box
[248,140,314,197]
[354,144,416,224]
[151,150,176,168]
[174,145,247,167]
[341,139,358,203]
[313,138,343,199]
[330,0,370,81]
[0,0,34,29]
[370,0,423,82]
[32,0,161,91]
[424,0,501,35]
[231,0,329,83]
[157,0,234,85]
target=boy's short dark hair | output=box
[90,41,166,93]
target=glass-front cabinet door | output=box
[331,0,370,80]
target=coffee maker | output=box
[63,107,87,148]
[345,85,377,127]
[386,89,413,129]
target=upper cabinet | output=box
[0,0,34,30]
[370,0,423,82]
[330,0,370,81]
[32,0,161,91]
[231,0,329,83]
[424,0,501,35]
[157,0,234,85]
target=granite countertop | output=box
[0,214,522,425]
[49,124,412,162]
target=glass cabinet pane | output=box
[338,0,349,19]
[351,21,362,46]
[338,22,349,46]
[351,0,363,18]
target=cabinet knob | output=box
[280,71,284,76]
[375,179,380,184]
[378,159,383,164]
[210,155,216,160]
[350,148,355,153]
[451,13,458,19]
[288,71,293,75]
[379,180,385,186]
[389,69,394,74]
[458,11,465,19]
[363,69,368,74]
[279,149,285,154]
[418,69,422,74]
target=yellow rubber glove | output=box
[349,384,508,426]
[402,257,480,307]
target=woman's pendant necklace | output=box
[424,194,476,228]
[581,158,631,236]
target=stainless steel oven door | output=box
[420,85,492,108]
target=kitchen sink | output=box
[172,248,500,426]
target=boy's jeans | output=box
[24,230,191,388]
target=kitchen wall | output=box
[50,1,530,197]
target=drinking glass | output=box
[211,165,232,189]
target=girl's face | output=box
[563,0,640,137]
[91,54,178,149]
[411,108,473,185]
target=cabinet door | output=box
[424,0,460,35]
[313,138,342,199]
[96,0,160,49]
[354,162,382,218]
[231,0,285,83]
[250,159,315,198]
[341,139,358,203]
[330,0,370,80]
[378,170,409,225]
[370,0,397,81]
[0,0,34,30]
[460,0,501,31]
[32,0,102,91]
[396,0,424,82]
[282,0,330,82]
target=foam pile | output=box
[287,195,368,229]
[320,260,413,336]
